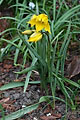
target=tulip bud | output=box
[22,30,33,35]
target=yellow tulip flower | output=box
[28,14,51,33]
[22,14,51,42]
[27,32,43,42]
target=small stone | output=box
[33,117,38,120]
[14,102,18,105]
[46,113,51,116]
[19,101,23,105]
[26,91,31,98]
[24,97,27,102]
[33,93,39,99]
[26,99,32,104]
[31,85,37,90]
[37,89,40,93]
[22,105,26,108]
[22,102,27,105]
[9,73,15,79]
[4,92,9,97]
[22,93,26,97]
[13,93,20,99]
[10,90,15,94]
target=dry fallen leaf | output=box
[2,103,15,111]
[67,56,80,78]
[0,97,10,104]
[14,79,22,82]
[3,64,12,69]
[40,115,56,120]
[40,114,61,120]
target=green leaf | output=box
[1,96,49,120]
[29,81,41,84]
[0,81,40,91]
[0,17,19,22]
[15,66,36,74]
[1,103,39,120]
[1,38,20,49]
[0,104,5,120]
[18,32,47,67]
[24,57,37,92]
[55,5,80,30]
[0,28,17,36]
[0,0,3,5]
[53,0,57,21]
[62,77,80,89]
[14,39,22,64]
[0,82,24,91]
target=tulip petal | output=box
[27,32,42,42]
[36,22,44,32]
[45,23,51,33]
[22,30,32,35]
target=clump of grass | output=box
[0,0,80,120]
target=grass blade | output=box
[55,5,80,30]
[0,82,24,91]
[0,104,5,120]
[24,57,37,92]
[14,39,22,64]
[1,103,39,120]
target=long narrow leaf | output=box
[18,32,47,67]
[1,96,52,120]
[0,82,24,91]
[1,103,39,120]
[14,39,22,64]
[55,5,80,30]
[24,57,37,92]
[15,66,35,74]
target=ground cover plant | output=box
[0,0,80,120]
